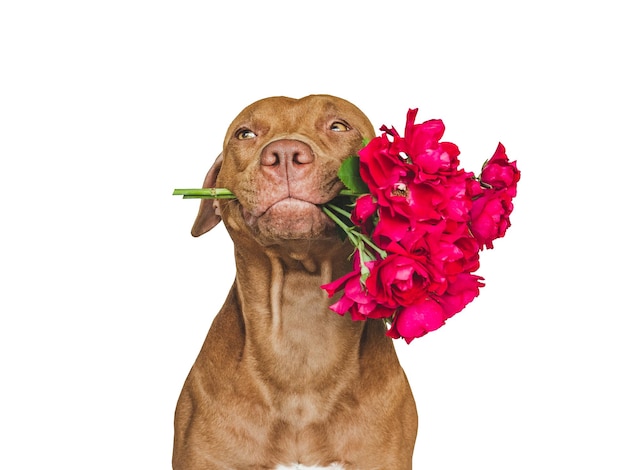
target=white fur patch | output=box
[275,464,344,470]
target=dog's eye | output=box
[330,121,350,132]
[236,128,257,140]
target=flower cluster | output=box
[321,109,520,343]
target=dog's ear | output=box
[191,153,223,237]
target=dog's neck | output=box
[232,241,365,394]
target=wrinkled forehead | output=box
[224,95,374,142]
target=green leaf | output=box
[337,156,368,195]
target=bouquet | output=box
[174,108,520,343]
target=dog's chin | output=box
[247,198,336,242]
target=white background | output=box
[1,1,624,468]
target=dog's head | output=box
[191,95,375,249]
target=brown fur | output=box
[173,95,417,469]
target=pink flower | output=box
[438,272,484,320]
[358,134,411,209]
[382,110,460,177]
[321,253,394,322]
[351,194,377,232]
[359,110,462,228]
[366,253,447,308]
[386,299,446,343]
[438,172,475,223]
[470,189,515,250]
[372,206,414,246]
[468,143,519,250]
[480,143,520,195]
[320,109,519,342]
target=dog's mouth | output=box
[241,197,337,241]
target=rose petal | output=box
[390,299,445,343]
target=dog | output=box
[173,95,417,469]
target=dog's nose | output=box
[260,139,315,179]
[260,139,314,167]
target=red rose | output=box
[480,143,520,196]
[468,143,519,250]
[319,109,519,342]
[321,254,394,321]
[437,272,484,319]
[470,188,515,250]
[385,109,461,178]
[366,253,446,308]
[435,221,480,274]
[372,206,413,246]
[351,194,377,232]
[386,299,446,343]
[358,134,412,207]
[359,109,468,232]
[438,172,475,223]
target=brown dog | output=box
[173,95,417,469]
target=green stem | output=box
[321,206,361,247]
[324,202,353,220]
[361,235,388,259]
[324,204,386,259]
[175,188,357,198]
[339,188,363,197]
[322,205,386,263]
[174,188,386,259]
[172,188,236,198]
